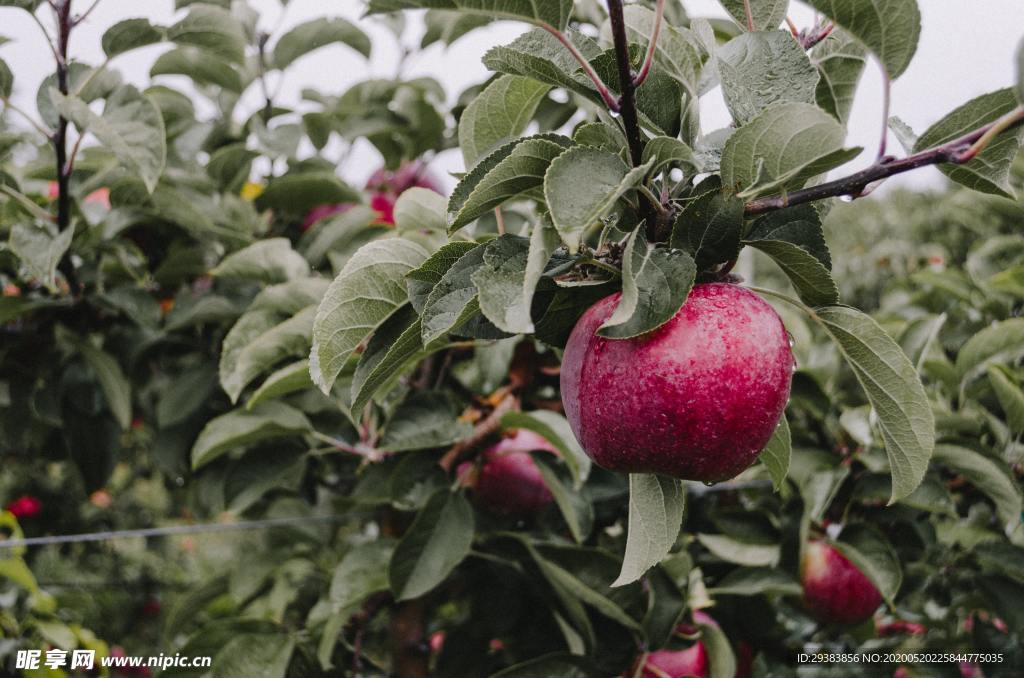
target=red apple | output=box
[5,495,42,519]
[801,540,882,626]
[560,283,793,482]
[364,160,444,225]
[459,429,557,515]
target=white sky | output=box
[1,0,1022,192]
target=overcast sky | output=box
[2,0,1022,192]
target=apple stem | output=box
[744,105,1024,216]
[632,0,665,89]
[742,0,755,31]
[876,70,892,162]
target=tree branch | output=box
[439,393,517,473]
[606,0,644,167]
[742,0,755,31]
[72,0,101,26]
[53,0,72,231]
[539,24,620,112]
[744,105,1024,216]
[632,0,665,89]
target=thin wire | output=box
[0,514,344,549]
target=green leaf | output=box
[590,47,683,137]
[254,172,361,214]
[745,207,839,306]
[988,366,1024,434]
[812,29,868,125]
[310,238,427,393]
[102,18,166,57]
[598,229,696,339]
[212,238,310,284]
[351,307,433,413]
[167,3,247,63]
[389,490,474,600]
[721,102,862,199]
[697,533,780,567]
[915,89,1024,198]
[534,458,589,543]
[158,364,217,427]
[245,360,312,411]
[212,634,294,678]
[471,231,554,334]
[956,318,1024,389]
[499,410,591,488]
[393,187,447,236]
[421,10,491,48]
[80,344,132,430]
[700,618,737,678]
[151,46,243,91]
[191,402,312,470]
[759,414,791,491]
[642,136,700,179]
[0,56,12,99]
[718,31,819,126]
[483,28,602,103]
[52,85,166,193]
[832,524,902,606]
[670,177,745,271]
[301,207,384,267]
[420,244,486,344]
[273,17,370,69]
[379,391,472,452]
[448,134,572,232]
[491,655,594,678]
[366,0,574,31]
[545,146,652,253]
[220,307,316,404]
[933,444,1022,536]
[459,74,551,168]
[804,0,921,78]
[812,306,934,503]
[718,0,788,31]
[251,278,331,315]
[406,241,479,314]
[709,567,801,596]
[207,143,258,192]
[613,474,685,587]
[8,222,74,292]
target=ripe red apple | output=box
[628,611,717,678]
[364,160,444,225]
[560,283,793,482]
[4,495,42,519]
[801,540,882,626]
[458,429,557,515]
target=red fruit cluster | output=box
[458,429,557,516]
[800,540,882,626]
[561,283,793,483]
[302,160,444,231]
[5,495,42,519]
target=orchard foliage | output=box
[0,0,1023,676]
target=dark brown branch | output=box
[439,393,517,473]
[54,0,71,231]
[606,0,644,167]
[744,106,1024,216]
[390,598,428,678]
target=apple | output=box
[364,160,444,225]
[801,540,882,626]
[458,429,558,515]
[4,495,42,519]
[628,611,717,678]
[560,283,793,482]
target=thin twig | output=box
[539,23,620,112]
[744,105,1024,216]
[65,131,85,176]
[742,0,755,31]
[494,207,505,235]
[632,0,665,88]
[439,394,517,473]
[1,99,53,138]
[28,9,61,62]
[785,17,800,37]
[72,0,102,26]
[800,22,834,50]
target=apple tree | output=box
[0,0,1023,676]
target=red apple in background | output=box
[801,540,882,626]
[5,495,42,519]
[629,611,718,678]
[458,429,557,515]
[364,160,444,225]
[560,283,793,482]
